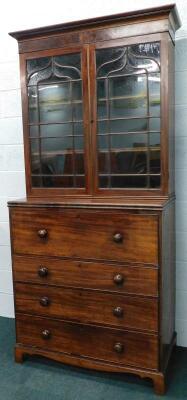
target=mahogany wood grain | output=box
[15,283,158,332]
[8,5,181,394]
[11,208,159,264]
[15,343,165,394]
[16,314,158,370]
[13,255,159,297]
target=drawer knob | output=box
[113,306,124,317]
[38,266,48,277]
[41,329,51,340]
[113,274,124,285]
[114,342,124,354]
[40,297,50,307]
[113,233,123,243]
[38,229,48,238]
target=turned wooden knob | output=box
[113,233,123,243]
[38,266,48,277]
[114,342,124,353]
[113,306,124,317]
[113,274,124,285]
[38,229,48,238]
[40,297,50,307]
[41,329,51,339]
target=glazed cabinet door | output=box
[21,46,90,196]
[90,35,163,196]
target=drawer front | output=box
[16,314,158,370]
[13,255,158,297]
[11,208,159,264]
[15,283,158,332]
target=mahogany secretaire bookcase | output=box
[8,4,181,395]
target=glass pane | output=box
[32,175,75,188]
[72,81,82,100]
[41,124,72,138]
[96,42,161,190]
[150,133,160,174]
[99,175,109,188]
[150,132,160,147]
[41,137,72,153]
[28,86,38,123]
[98,118,149,134]
[74,136,84,150]
[41,175,74,188]
[54,53,81,80]
[42,138,72,175]
[39,84,71,124]
[27,57,51,86]
[110,98,147,118]
[97,80,106,99]
[98,153,109,174]
[110,151,147,174]
[97,100,107,119]
[150,151,160,174]
[74,122,84,135]
[109,75,147,98]
[27,54,81,85]
[150,175,160,188]
[74,103,83,121]
[27,52,85,189]
[31,176,42,187]
[75,175,85,188]
[75,153,84,174]
[110,133,147,149]
[98,136,108,150]
[30,140,40,174]
[99,175,147,188]
[111,175,147,188]
[149,73,160,116]
[149,118,160,131]
[29,125,39,138]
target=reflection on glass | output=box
[149,73,160,116]
[109,75,147,99]
[110,133,147,149]
[99,175,147,188]
[27,52,85,189]
[97,101,107,119]
[29,125,39,138]
[75,154,84,174]
[150,175,160,188]
[110,98,147,118]
[28,86,38,124]
[96,42,161,189]
[30,140,40,174]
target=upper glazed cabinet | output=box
[11,4,180,199]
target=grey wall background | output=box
[0,0,187,346]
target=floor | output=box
[0,317,187,400]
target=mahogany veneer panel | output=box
[11,208,159,264]
[13,255,159,297]
[15,283,158,332]
[16,314,158,370]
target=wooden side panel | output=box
[16,314,159,370]
[168,37,175,195]
[160,200,175,369]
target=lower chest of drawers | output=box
[10,206,160,373]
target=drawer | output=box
[13,255,158,297]
[15,283,158,332]
[16,314,158,370]
[11,208,159,264]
